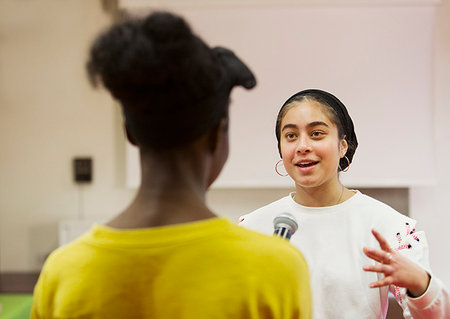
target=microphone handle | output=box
[273,227,293,240]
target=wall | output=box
[409,0,450,286]
[125,5,436,188]
[0,0,448,291]
[0,0,136,271]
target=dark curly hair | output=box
[87,12,256,149]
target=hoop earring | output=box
[275,159,289,177]
[339,156,351,172]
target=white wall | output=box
[0,0,448,290]
[0,0,136,271]
[409,0,450,286]
[125,5,436,188]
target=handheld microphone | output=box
[273,213,298,241]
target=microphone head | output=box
[273,213,298,235]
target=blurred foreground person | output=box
[31,12,311,319]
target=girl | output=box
[239,89,449,319]
[31,13,311,319]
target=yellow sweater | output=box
[32,217,311,319]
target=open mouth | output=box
[296,161,319,168]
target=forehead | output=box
[282,100,336,126]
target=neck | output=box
[294,177,348,207]
[107,151,215,229]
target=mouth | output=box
[295,161,319,168]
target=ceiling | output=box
[118,0,441,10]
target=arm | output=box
[30,272,44,319]
[363,229,450,318]
[30,257,56,319]
[405,274,450,319]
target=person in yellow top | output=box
[31,11,311,319]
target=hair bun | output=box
[212,47,256,90]
[141,12,192,42]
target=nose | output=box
[296,137,311,153]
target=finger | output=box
[371,229,392,252]
[363,264,393,275]
[363,247,392,264]
[369,276,394,289]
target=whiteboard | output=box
[125,5,436,188]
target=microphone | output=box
[273,213,298,241]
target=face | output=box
[279,100,347,189]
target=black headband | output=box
[277,89,358,170]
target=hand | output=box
[363,229,430,297]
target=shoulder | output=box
[227,222,308,269]
[354,191,428,255]
[40,230,94,275]
[352,191,398,212]
[238,194,292,227]
[352,190,415,228]
[225,224,311,317]
[235,227,311,309]
[352,191,413,224]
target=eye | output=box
[311,131,325,138]
[285,132,297,140]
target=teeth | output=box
[297,162,317,167]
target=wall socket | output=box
[73,157,93,183]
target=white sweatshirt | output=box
[239,191,449,319]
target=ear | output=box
[339,137,348,158]
[207,118,228,154]
[124,123,138,146]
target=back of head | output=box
[87,12,256,150]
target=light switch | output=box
[73,157,93,183]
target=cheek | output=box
[309,141,341,162]
[319,143,341,162]
[280,141,295,159]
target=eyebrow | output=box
[281,121,329,132]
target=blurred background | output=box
[0,1,448,317]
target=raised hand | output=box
[363,229,430,297]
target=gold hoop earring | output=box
[275,159,289,177]
[339,156,351,172]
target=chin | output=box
[293,177,322,189]
[296,183,319,189]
